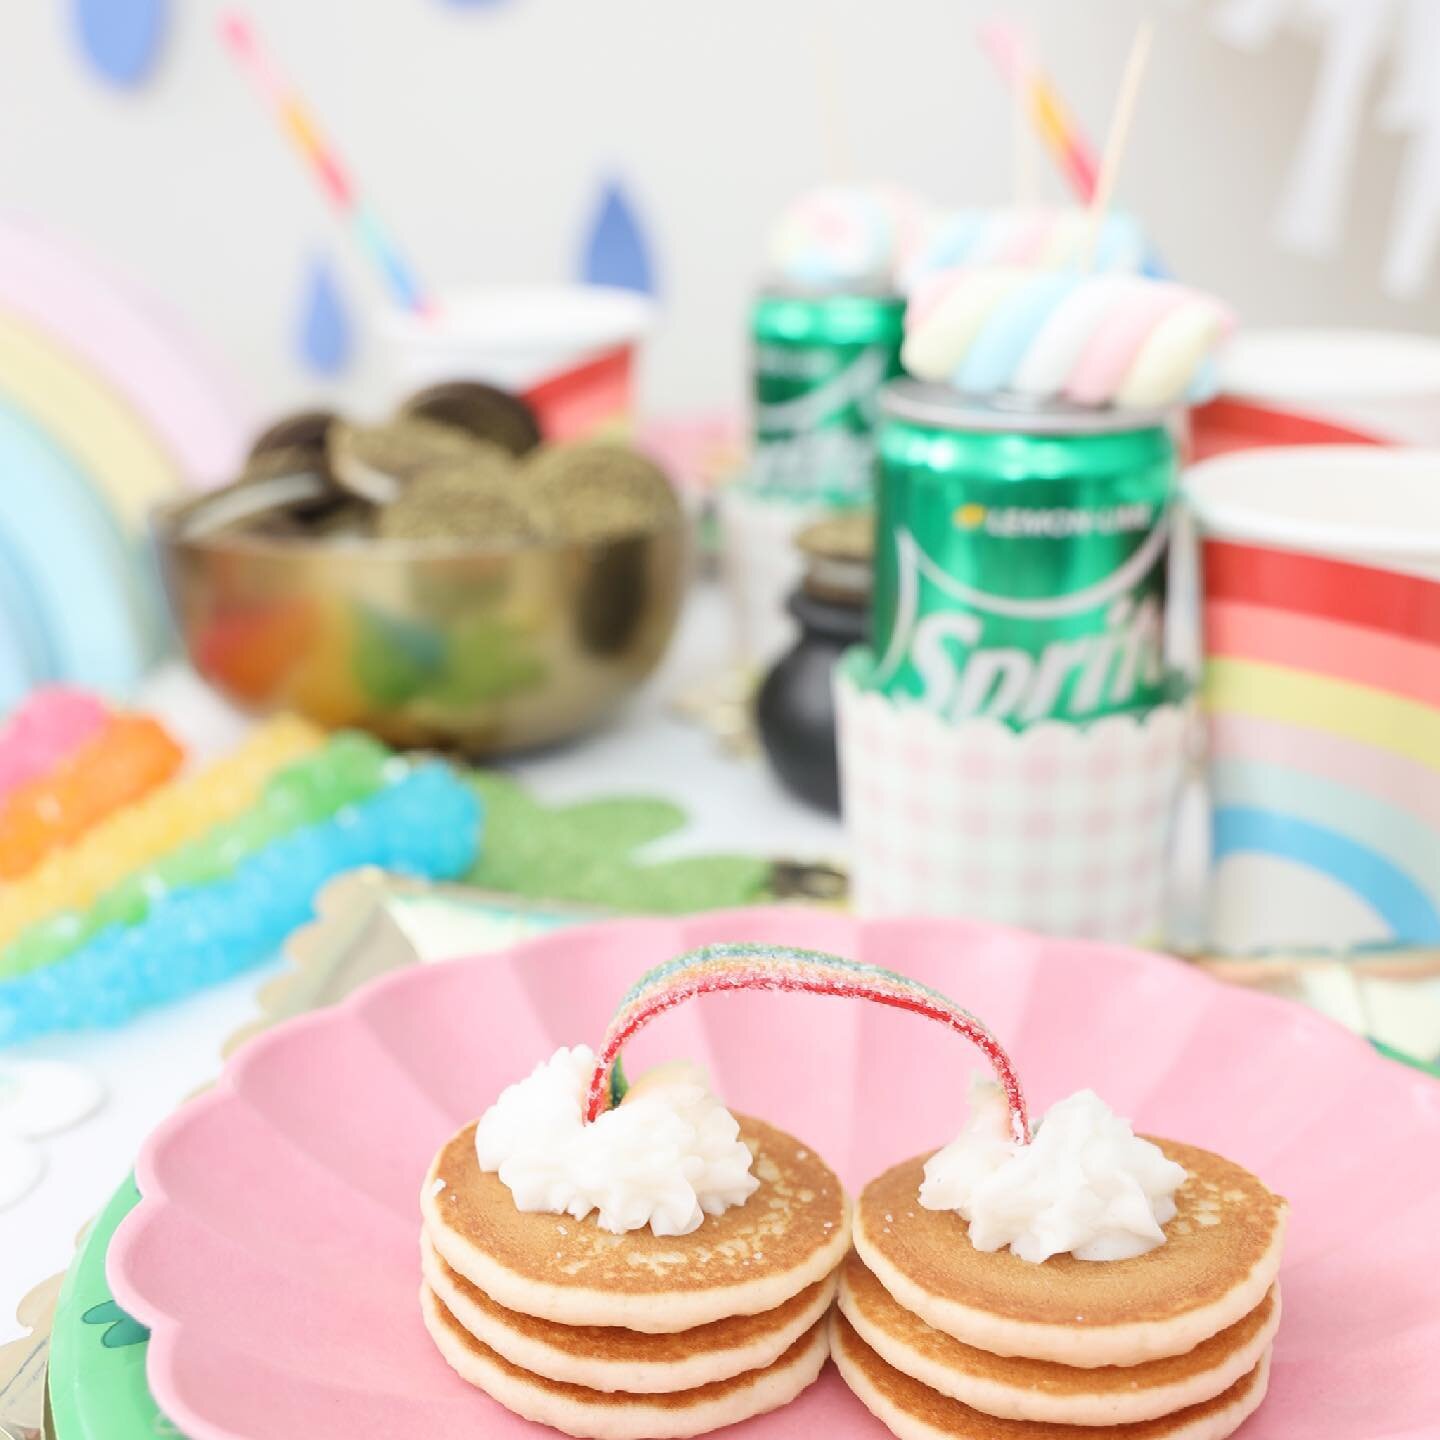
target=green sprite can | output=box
[870,380,1176,727]
[750,286,906,505]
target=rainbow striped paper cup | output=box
[1191,328,1440,459]
[373,284,655,441]
[1186,446,1440,954]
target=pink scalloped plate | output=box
[109,908,1440,1439]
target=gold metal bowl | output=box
[152,502,686,755]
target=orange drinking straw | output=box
[979,20,1100,203]
[218,10,432,316]
[0,714,183,880]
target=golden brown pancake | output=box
[831,1311,1272,1440]
[421,1229,837,1392]
[422,1115,850,1332]
[421,1284,829,1440]
[854,1140,1286,1368]
[839,1252,1280,1426]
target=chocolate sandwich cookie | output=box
[520,442,680,543]
[401,380,543,459]
[375,451,536,544]
[247,408,338,467]
[328,416,486,506]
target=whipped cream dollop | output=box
[920,1080,1188,1263]
[474,1048,759,1237]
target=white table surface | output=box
[0,579,843,1336]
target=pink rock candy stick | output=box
[0,688,109,806]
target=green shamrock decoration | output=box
[466,773,770,913]
[81,1299,150,1348]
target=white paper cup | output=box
[715,484,841,669]
[1185,446,1440,953]
[372,284,656,439]
[835,655,1190,941]
[1193,328,1440,457]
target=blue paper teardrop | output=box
[580,180,657,296]
[297,257,353,377]
[73,0,168,88]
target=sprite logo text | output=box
[751,345,890,501]
[955,502,1155,538]
[874,516,1169,725]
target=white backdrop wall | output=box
[2,0,1434,423]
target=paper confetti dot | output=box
[297,255,353,377]
[73,0,168,87]
[0,1060,105,1138]
[580,179,657,296]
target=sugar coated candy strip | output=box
[585,942,1030,1143]
[0,761,482,1046]
[0,714,322,947]
[0,688,109,805]
[0,731,392,979]
[0,715,183,882]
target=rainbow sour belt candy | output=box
[0,714,321,949]
[585,942,1031,1143]
[0,715,183,881]
[902,266,1234,409]
[0,761,481,1046]
[0,688,109,805]
[0,732,393,980]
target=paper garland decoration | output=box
[1204,538,1440,948]
[73,0,169,88]
[580,179,657,296]
[0,1059,105,1211]
[0,218,250,704]
[1209,0,1440,297]
[466,772,770,914]
[296,254,353,377]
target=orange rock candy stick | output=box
[0,715,183,880]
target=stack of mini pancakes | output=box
[420,1115,850,1439]
[836,1138,1289,1440]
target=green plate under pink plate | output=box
[49,1175,177,1439]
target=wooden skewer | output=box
[811,29,852,184]
[1081,18,1155,269]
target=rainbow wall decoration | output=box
[0,217,251,709]
[1203,538,1440,953]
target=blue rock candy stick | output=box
[0,762,481,1046]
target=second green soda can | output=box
[871,380,1177,728]
[750,286,905,505]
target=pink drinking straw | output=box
[218,11,433,316]
[979,20,1100,203]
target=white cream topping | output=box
[474,1048,759,1237]
[919,1079,1187,1263]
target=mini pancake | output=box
[838,1252,1280,1426]
[421,1230,837,1393]
[422,1115,850,1333]
[831,1313,1272,1440]
[855,1140,1286,1368]
[421,1285,829,1440]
